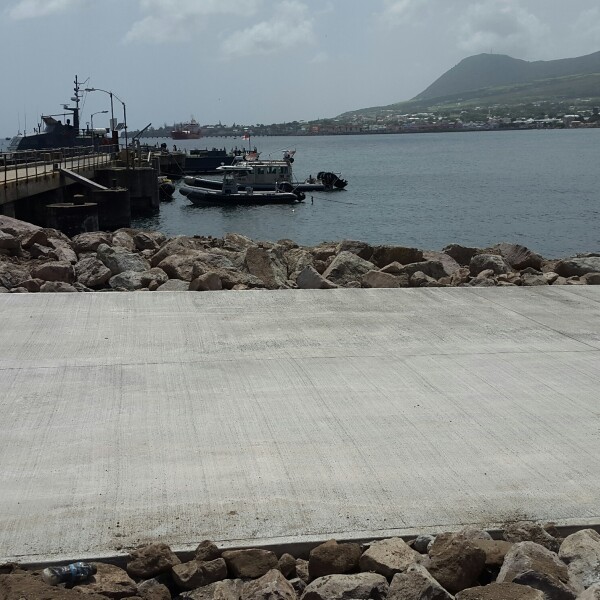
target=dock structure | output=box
[1,287,600,564]
[0,147,160,229]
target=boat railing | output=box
[1,145,119,189]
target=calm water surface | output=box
[4,131,599,257]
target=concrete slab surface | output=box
[1,287,600,563]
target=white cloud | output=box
[571,8,600,50]
[458,1,549,58]
[124,0,262,44]
[379,0,417,25]
[220,1,315,58]
[7,0,83,20]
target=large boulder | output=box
[455,582,544,599]
[308,539,362,579]
[371,245,423,267]
[398,260,449,280]
[361,270,408,288]
[97,243,150,275]
[504,522,560,553]
[156,279,190,291]
[223,232,256,252]
[0,262,30,289]
[245,246,288,289]
[285,248,315,279]
[39,281,78,292]
[470,539,513,568]
[322,251,376,286]
[469,254,511,276]
[0,571,108,600]
[558,529,600,589]
[126,542,181,579]
[301,573,389,600]
[555,257,600,278]
[133,232,162,251]
[189,272,223,291]
[296,266,338,289]
[493,243,543,271]
[0,215,42,237]
[423,250,461,275]
[75,257,112,288]
[387,564,454,600]
[172,558,228,591]
[497,541,582,599]
[31,261,75,283]
[427,532,487,594]
[442,244,480,266]
[45,230,78,264]
[137,578,172,600]
[221,549,278,579]
[72,232,112,254]
[336,240,374,261]
[242,569,296,600]
[578,583,600,599]
[112,230,136,251]
[0,231,22,254]
[150,236,208,267]
[192,263,266,289]
[359,537,420,578]
[177,579,245,600]
[75,562,137,599]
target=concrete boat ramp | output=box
[2,287,600,563]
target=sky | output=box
[2,0,600,136]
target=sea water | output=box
[3,130,599,257]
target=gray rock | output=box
[222,549,278,579]
[423,250,462,275]
[296,266,338,289]
[0,263,30,289]
[112,230,137,251]
[75,562,137,599]
[75,257,112,288]
[31,261,75,283]
[455,582,544,599]
[494,243,543,271]
[194,540,222,563]
[126,542,181,579]
[578,583,600,599]
[21,229,49,248]
[0,286,9,293]
[359,537,419,577]
[134,232,161,251]
[172,558,228,591]
[29,243,56,259]
[72,232,112,254]
[555,257,600,278]
[559,529,600,589]
[245,246,288,289]
[16,278,43,293]
[504,522,560,553]
[497,541,582,599]
[308,539,362,579]
[285,248,315,279]
[39,281,79,292]
[388,564,454,600]
[301,573,389,600]
[296,559,310,584]
[322,251,376,286]
[0,215,43,238]
[0,231,21,254]
[156,279,190,291]
[289,578,306,596]
[336,240,374,261]
[109,270,146,290]
[137,577,172,600]
[470,539,514,567]
[470,254,511,276]
[371,245,423,267]
[177,578,244,600]
[241,569,296,600]
[223,232,256,252]
[521,273,549,286]
[411,271,440,287]
[139,268,169,288]
[46,235,78,264]
[150,236,208,267]
[361,270,407,288]
[97,243,150,275]
[311,244,338,262]
[455,526,493,541]
[277,553,296,578]
[413,535,435,554]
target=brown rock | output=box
[322,251,376,286]
[29,243,56,259]
[493,243,543,271]
[39,281,79,292]
[311,244,338,262]
[300,573,388,600]
[296,265,338,289]
[133,232,161,251]
[504,522,560,553]
[578,583,600,599]
[21,229,49,249]
[336,240,374,261]
[31,260,75,283]
[455,582,544,599]
[176,579,244,600]
[296,559,309,584]
[371,245,423,267]
[195,540,222,562]
[308,539,361,579]
[222,549,278,579]
[443,244,480,265]
[470,254,511,276]
[0,231,21,254]
[72,232,113,254]
[75,257,113,288]
[387,564,454,600]
[277,554,296,578]
[223,233,256,252]
[126,542,181,579]
[361,270,406,288]
[558,528,600,590]
[0,571,108,600]
[241,569,296,600]
[75,562,137,599]
[112,231,137,251]
[427,533,487,594]
[190,272,223,291]
[137,578,172,600]
[470,539,513,567]
[16,278,44,293]
[172,558,228,591]
[244,245,288,289]
[497,541,581,599]
[358,537,419,578]
[0,215,42,238]
[156,279,190,291]
[423,250,461,275]
[0,263,30,289]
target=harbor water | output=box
[3,130,599,257]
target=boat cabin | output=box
[217,159,293,187]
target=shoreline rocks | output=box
[1,216,600,294]
[4,524,600,600]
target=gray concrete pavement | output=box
[1,287,600,563]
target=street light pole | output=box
[90,110,108,133]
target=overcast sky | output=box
[2,0,600,136]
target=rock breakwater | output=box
[1,216,600,293]
[3,524,600,599]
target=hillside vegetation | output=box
[340,51,600,119]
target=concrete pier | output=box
[1,287,600,563]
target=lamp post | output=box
[85,87,128,167]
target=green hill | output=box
[339,51,600,119]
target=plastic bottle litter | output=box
[41,562,97,586]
